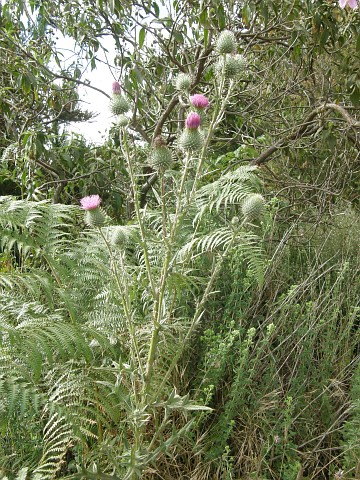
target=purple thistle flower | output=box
[80,195,102,211]
[112,81,121,95]
[190,94,210,109]
[185,112,201,129]
[339,0,358,8]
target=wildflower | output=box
[110,95,130,115]
[339,0,358,8]
[241,193,265,222]
[112,81,121,94]
[80,195,105,227]
[190,94,210,109]
[175,73,192,92]
[216,30,237,54]
[110,81,129,115]
[117,115,129,127]
[80,195,101,211]
[215,54,247,79]
[150,136,173,170]
[185,112,201,129]
[180,113,203,151]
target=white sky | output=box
[56,35,118,144]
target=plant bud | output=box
[175,73,192,92]
[84,208,106,227]
[109,226,127,246]
[185,112,201,129]
[241,194,265,221]
[216,54,247,79]
[179,128,203,151]
[117,115,129,128]
[110,95,130,115]
[112,81,121,94]
[150,136,173,170]
[216,30,237,54]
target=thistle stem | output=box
[120,129,157,299]
[144,152,192,391]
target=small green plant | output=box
[342,359,360,477]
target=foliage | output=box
[0,35,267,474]
[0,0,359,479]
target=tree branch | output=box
[251,104,360,166]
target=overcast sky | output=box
[57,35,118,144]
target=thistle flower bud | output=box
[185,112,201,129]
[241,194,265,221]
[80,195,105,227]
[179,129,203,151]
[150,136,173,170]
[216,30,237,54]
[109,226,127,246]
[117,115,129,127]
[216,54,247,79]
[110,95,130,115]
[175,73,192,92]
[112,81,121,94]
[84,208,106,227]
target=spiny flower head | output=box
[190,94,210,109]
[80,195,101,211]
[179,129,203,151]
[150,136,173,170]
[117,115,129,127]
[215,54,247,79]
[216,30,237,54]
[110,95,130,115]
[185,112,201,129]
[175,73,192,92]
[112,81,121,94]
[241,193,265,221]
[339,0,358,8]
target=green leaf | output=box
[152,1,160,17]
[199,8,208,27]
[242,5,251,28]
[21,74,32,94]
[139,27,146,49]
[217,4,226,29]
[173,30,183,43]
[204,28,209,47]
[319,28,329,49]
[356,33,360,52]
[350,86,360,107]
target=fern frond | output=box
[178,228,264,286]
[195,166,260,220]
[33,412,73,479]
[0,272,55,306]
[0,377,42,418]
[0,196,76,257]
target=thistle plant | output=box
[0,30,265,479]
[72,30,265,478]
